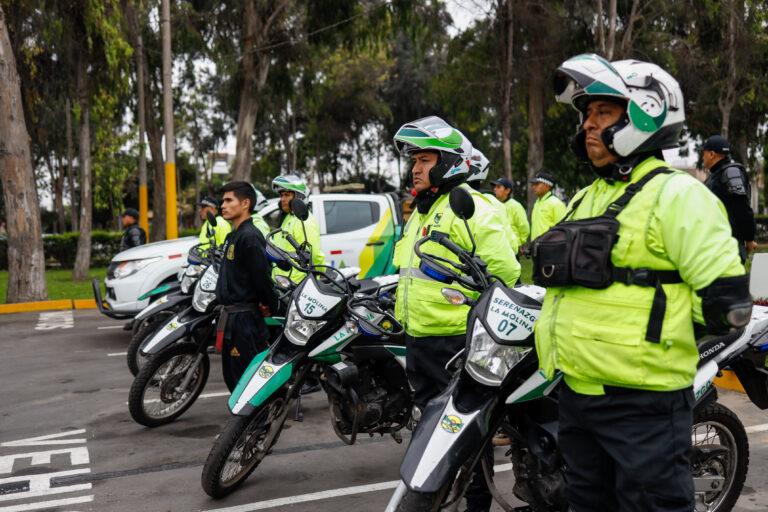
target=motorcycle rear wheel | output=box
[691,401,749,512]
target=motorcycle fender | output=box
[138,281,181,302]
[140,309,212,355]
[228,351,298,416]
[400,386,496,493]
[135,291,189,322]
[730,359,768,409]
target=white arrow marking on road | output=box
[97,325,125,330]
[1,430,86,448]
[203,464,514,512]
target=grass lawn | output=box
[0,267,107,303]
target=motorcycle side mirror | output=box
[449,187,477,255]
[449,187,475,220]
[290,198,310,221]
[206,211,218,226]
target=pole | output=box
[161,0,178,239]
[136,26,149,240]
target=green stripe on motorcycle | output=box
[138,283,171,301]
[265,317,285,327]
[228,350,269,409]
[385,345,406,357]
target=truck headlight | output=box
[284,304,326,346]
[465,320,531,386]
[112,257,162,280]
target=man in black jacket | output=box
[215,181,279,391]
[120,208,146,251]
[703,135,757,262]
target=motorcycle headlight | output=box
[192,284,216,313]
[180,265,203,294]
[111,257,162,279]
[284,303,326,346]
[465,320,532,386]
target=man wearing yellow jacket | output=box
[271,174,325,283]
[529,171,566,240]
[197,197,231,249]
[393,116,520,512]
[537,54,752,512]
[490,177,530,248]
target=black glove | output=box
[697,275,753,335]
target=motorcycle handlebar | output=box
[347,296,404,338]
[413,232,488,292]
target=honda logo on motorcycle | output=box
[440,414,464,433]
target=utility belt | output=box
[532,168,682,343]
[215,302,260,352]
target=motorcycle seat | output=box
[349,278,380,295]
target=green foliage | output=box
[0,267,108,303]
[0,232,124,270]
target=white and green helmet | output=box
[554,53,685,159]
[272,174,309,200]
[393,116,473,187]
[467,148,490,183]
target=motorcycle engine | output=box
[509,441,567,511]
[323,359,410,438]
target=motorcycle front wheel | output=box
[201,391,291,498]
[126,310,175,376]
[128,342,209,427]
[691,401,749,512]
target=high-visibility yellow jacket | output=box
[535,157,745,394]
[198,216,231,249]
[272,212,326,283]
[503,197,530,246]
[394,184,521,338]
[531,192,566,240]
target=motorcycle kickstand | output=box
[293,393,304,422]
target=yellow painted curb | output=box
[713,369,746,394]
[73,299,97,309]
[0,300,73,314]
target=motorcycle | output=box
[199,198,409,499]
[386,187,768,512]
[126,214,223,375]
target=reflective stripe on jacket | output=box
[393,184,521,338]
[531,192,566,240]
[534,157,745,394]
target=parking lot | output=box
[1,309,767,512]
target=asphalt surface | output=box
[0,309,766,512]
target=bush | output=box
[0,231,123,270]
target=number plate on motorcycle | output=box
[486,287,538,342]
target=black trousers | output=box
[221,311,270,392]
[559,384,695,512]
[406,334,493,512]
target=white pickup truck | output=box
[94,193,404,317]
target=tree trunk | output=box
[718,0,741,139]
[619,0,641,58]
[499,0,514,181]
[66,98,78,231]
[526,66,544,211]
[0,5,48,302]
[596,0,605,54]
[606,0,617,60]
[231,0,289,181]
[48,156,66,233]
[73,52,92,281]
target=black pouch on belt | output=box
[532,168,672,289]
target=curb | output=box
[713,370,746,394]
[0,299,97,315]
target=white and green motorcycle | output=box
[387,187,768,512]
[200,199,411,499]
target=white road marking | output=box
[34,311,73,331]
[0,469,91,502]
[107,352,128,357]
[203,464,513,512]
[97,325,124,330]
[0,495,93,511]
[1,429,87,448]
[746,422,768,434]
[125,390,229,405]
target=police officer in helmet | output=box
[538,54,752,511]
[702,134,757,263]
[393,116,521,512]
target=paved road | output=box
[0,309,766,512]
